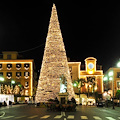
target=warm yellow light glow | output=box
[87,98,95,105]
[31,62,33,96]
[0,61,32,64]
[103,92,107,97]
[103,76,108,81]
[85,57,97,72]
[89,85,92,88]
[94,86,97,90]
[108,90,112,95]
[88,70,94,74]
[0,61,33,96]
[109,77,113,80]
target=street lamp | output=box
[108,70,115,109]
[73,82,78,87]
[11,80,15,84]
[11,80,15,88]
[117,60,120,68]
[0,77,4,82]
[73,80,81,104]
[103,76,108,81]
[11,80,15,94]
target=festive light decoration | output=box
[35,4,75,103]
[0,84,20,95]
[13,85,20,95]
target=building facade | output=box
[68,57,103,104]
[103,67,120,98]
[0,51,33,101]
[80,57,103,94]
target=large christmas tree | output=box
[35,4,75,103]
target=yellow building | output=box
[0,51,33,100]
[80,57,103,94]
[68,57,103,104]
[68,62,81,80]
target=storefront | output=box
[0,94,14,105]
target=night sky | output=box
[0,1,120,72]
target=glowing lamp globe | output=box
[117,61,120,68]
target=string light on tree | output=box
[35,4,75,103]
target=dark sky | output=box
[0,1,120,72]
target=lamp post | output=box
[108,70,115,109]
[11,80,15,88]
[11,80,15,94]
[73,81,80,104]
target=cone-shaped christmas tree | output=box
[35,4,75,103]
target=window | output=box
[117,72,120,78]
[7,72,12,79]
[24,63,30,70]
[7,55,11,59]
[117,81,120,90]
[7,64,12,70]
[69,67,72,73]
[25,82,29,87]
[69,67,72,79]
[24,72,30,79]
[16,64,21,70]
[0,72,3,76]
[25,81,29,89]
[16,72,21,79]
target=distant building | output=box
[68,57,103,104]
[103,67,120,97]
[0,51,33,102]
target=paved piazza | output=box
[0,104,120,120]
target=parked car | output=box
[28,101,35,105]
[87,99,95,106]
[88,101,94,106]
[97,100,105,107]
